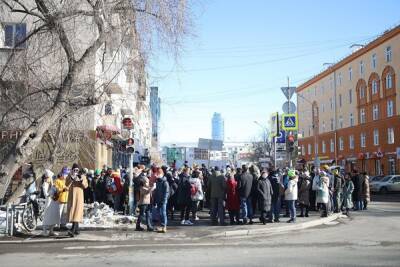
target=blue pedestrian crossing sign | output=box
[282,113,298,130]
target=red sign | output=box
[122,118,133,129]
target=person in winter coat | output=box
[153,167,170,233]
[249,165,260,220]
[177,167,193,225]
[41,169,54,210]
[284,170,298,223]
[106,172,123,212]
[136,175,155,231]
[298,170,311,217]
[361,172,370,210]
[352,169,364,210]
[166,169,179,220]
[315,171,330,217]
[238,165,254,224]
[207,167,227,226]
[66,163,88,237]
[257,171,273,224]
[226,170,240,225]
[342,173,354,215]
[332,169,344,213]
[309,166,317,211]
[189,170,204,222]
[84,170,95,204]
[268,171,283,223]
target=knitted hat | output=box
[288,169,296,178]
[94,169,102,176]
[72,163,80,170]
[61,167,70,176]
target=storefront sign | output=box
[0,130,23,142]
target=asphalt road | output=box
[1,194,399,267]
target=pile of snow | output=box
[83,202,135,227]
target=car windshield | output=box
[381,176,392,182]
[371,176,384,181]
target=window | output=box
[360,108,366,124]
[372,80,378,94]
[349,135,354,149]
[361,133,366,148]
[314,87,317,96]
[322,141,326,153]
[349,89,352,104]
[322,103,325,113]
[349,113,354,126]
[339,116,343,128]
[386,74,393,89]
[339,137,344,151]
[3,23,27,48]
[360,86,366,98]
[373,129,379,146]
[301,145,305,155]
[338,73,342,86]
[387,100,394,117]
[322,121,326,132]
[386,46,392,62]
[330,139,334,152]
[315,143,318,154]
[104,102,113,115]
[330,118,334,131]
[388,128,394,144]
[388,159,396,175]
[371,53,377,69]
[373,104,379,120]
[330,98,333,110]
[360,61,364,74]
[308,144,312,155]
[348,67,352,80]
[339,94,342,107]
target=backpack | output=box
[106,177,117,193]
[190,182,198,197]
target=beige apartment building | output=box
[297,25,400,175]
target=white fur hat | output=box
[44,169,54,178]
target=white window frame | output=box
[386,46,392,62]
[330,118,334,131]
[308,144,312,155]
[330,139,334,152]
[361,133,366,148]
[373,129,379,146]
[360,108,366,124]
[373,104,379,120]
[348,67,352,80]
[387,100,394,117]
[388,128,394,144]
[360,61,364,74]
[386,74,392,89]
[360,86,365,98]
[339,137,344,151]
[349,113,354,126]
[349,89,352,104]
[301,145,305,156]
[339,116,343,128]
[349,135,354,149]
[338,73,342,86]
[339,94,342,107]
[322,121,325,132]
[372,80,378,94]
[2,23,27,48]
[371,53,377,69]
[322,141,326,153]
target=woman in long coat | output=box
[66,163,88,237]
[257,171,273,224]
[226,171,240,225]
[298,171,311,217]
[342,173,354,215]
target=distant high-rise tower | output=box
[211,112,224,141]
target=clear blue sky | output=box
[149,0,400,145]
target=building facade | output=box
[297,25,400,175]
[211,112,224,141]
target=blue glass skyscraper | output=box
[211,112,224,141]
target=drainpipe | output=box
[333,70,338,166]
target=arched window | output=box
[386,74,392,89]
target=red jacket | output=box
[226,178,240,211]
[112,174,123,195]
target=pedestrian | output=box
[332,169,343,213]
[285,170,298,223]
[41,169,54,210]
[177,167,193,225]
[352,169,364,211]
[41,169,68,236]
[309,166,317,211]
[94,169,106,204]
[106,171,123,212]
[84,169,95,204]
[136,174,155,231]
[189,170,204,222]
[342,173,354,216]
[226,170,240,225]
[66,163,88,237]
[133,165,147,215]
[207,166,227,226]
[267,170,283,223]
[104,168,115,208]
[298,170,311,217]
[249,165,260,219]
[153,167,170,233]
[257,170,273,224]
[58,167,70,230]
[238,165,254,224]
[166,169,179,220]
[315,171,330,217]
[361,172,370,210]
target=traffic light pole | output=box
[128,129,134,215]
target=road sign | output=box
[281,86,296,100]
[276,143,286,151]
[282,113,298,131]
[269,112,279,137]
[282,101,296,114]
[276,130,286,144]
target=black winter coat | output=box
[257,177,273,212]
[238,171,253,198]
[269,174,282,202]
[177,174,192,205]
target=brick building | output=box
[297,25,400,175]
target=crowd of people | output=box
[23,162,371,237]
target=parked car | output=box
[370,175,385,182]
[370,175,400,193]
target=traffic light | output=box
[288,135,295,152]
[126,138,135,153]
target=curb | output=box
[205,213,345,238]
[0,213,345,244]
